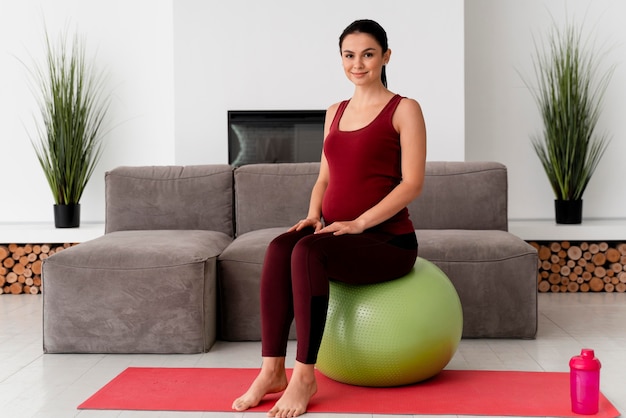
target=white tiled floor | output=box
[1,293,624,418]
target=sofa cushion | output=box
[234,163,320,236]
[409,162,508,231]
[105,165,234,236]
[417,229,538,338]
[42,230,232,353]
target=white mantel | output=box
[3,219,626,244]
[0,223,105,244]
[508,219,626,241]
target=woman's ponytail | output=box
[381,65,388,88]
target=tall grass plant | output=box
[26,28,110,206]
[524,19,614,201]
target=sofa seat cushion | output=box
[217,227,297,341]
[416,229,538,338]
[219,227,285,264]
[48,230,232,268]
[43,230,232,354]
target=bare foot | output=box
[267,362,317,418]
[232,359,289,412]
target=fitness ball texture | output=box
[316,257,463,387]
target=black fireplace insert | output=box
[228,110,325,166]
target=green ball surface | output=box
[316,257,463,387]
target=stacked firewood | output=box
[4,239,626,294]
[0,243,75,295]
[530,241,626,293]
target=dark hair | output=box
[339,19,389,87]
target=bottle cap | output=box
[581,349,595,358]
[569,348,601,370]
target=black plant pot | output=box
[554,199,582,224]
[54,204,81,228]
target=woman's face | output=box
[340,32,390,87]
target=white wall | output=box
[7,0,624,225]
[465,0,626,219]
[173,0,465,164]
[0,0,464,224]
[0,0,175,223]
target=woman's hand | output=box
[288,217,323,233]
[316,219,366,236]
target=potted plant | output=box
[25,29,110,228]
[523,19,614,224]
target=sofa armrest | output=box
[105,165,234,235]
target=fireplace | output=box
[228,110,325,166]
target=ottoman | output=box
[42,229,231,354]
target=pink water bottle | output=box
[569,348,601,414]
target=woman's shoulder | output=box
[393,96,425,132]
[324,100,346,124]
[396,96,422,111]
[326,101,342,113]
[326,98,350,113]
[395,96,424,119]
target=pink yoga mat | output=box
[79,367,621,417]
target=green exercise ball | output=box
[316,256,463,387]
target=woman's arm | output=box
[289,103,340,233]
[318,98,426,235]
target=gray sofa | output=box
[42,161,538,354]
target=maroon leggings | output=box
[260,228,418,364]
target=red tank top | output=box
[322,94,415,235]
